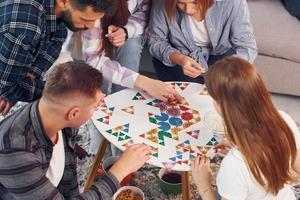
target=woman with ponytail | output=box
[191,56,300,200]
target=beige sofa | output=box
[248,0,300,96]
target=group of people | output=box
[0,0,299,200]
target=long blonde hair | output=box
[205,57,297,195]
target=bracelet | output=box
[200,187,213,197]
[121,26,129,41]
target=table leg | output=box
[181,171,190,200]
[84,138,110,191]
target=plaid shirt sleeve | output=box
[0,1,66,103]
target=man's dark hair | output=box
[43,61,103,99]
[71,0,117,15]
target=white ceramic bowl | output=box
[112,186,144,200]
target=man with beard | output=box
[0,0,116,115]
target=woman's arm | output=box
[229,0,257,63]
[147,0,181,67]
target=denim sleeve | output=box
[230,0,257,64]
[147,0,180,67]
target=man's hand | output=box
[134,75,183,103]
[170,52,205,78]
[108,144,152,182]
[0,97,15,116]
[106,25,127,47]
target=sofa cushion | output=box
[248,0,300,63]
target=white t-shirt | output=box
[46,131,65,187]
[216,111,299,200]
[188,16,211,47]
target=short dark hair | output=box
[43,61,103,99]
[71,0,117,15]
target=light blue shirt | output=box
[148,0,257,69]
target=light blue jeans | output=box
[112,35,144,93]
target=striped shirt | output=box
[0,101,120,200]
[0,0,67,103]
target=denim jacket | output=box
[148,0,257,69]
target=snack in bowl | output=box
[115,189,134,200]
[113,186,144,200]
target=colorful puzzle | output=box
[142,100,201,146]
[106,124,131,142]
[92,82,220,171]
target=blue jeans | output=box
[152,49,236,84]
[110,36,144,93]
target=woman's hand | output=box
[213,138,232,157]
[170,52,205,78]
[134,75,183,103]
[191,156,212,191]
[109,144,152,182]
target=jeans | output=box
[111,35,144,93]
[152,49,236,84]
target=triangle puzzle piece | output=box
[97,115,110,125]
[132,92,146,100]
[182,160,190,165]
[176,82,189,90]
[122,139,134,148]
[186,130,200,140]
[197,146,212,155]
[206,137,219,146]
[101,107,115,116]
[121,106,134,115]
[162,162,176,170]
[169,157,177,162]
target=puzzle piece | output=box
[97,115,110,125]
[106,124,131,142]
[197,146,212,155]
[122,139,135,148]
[121,105,134,115]
[162,162,176,170]
[150,146,159,158]
[176,82,189,90]
[170,140,203,166]
[206,137,219,146]
[101,107,115,116]
[140,128,176,146]
[186,130,200,140]
[132,92,146,100]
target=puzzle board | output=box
[92,82,219,171]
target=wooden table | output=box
[84,82,218,199]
